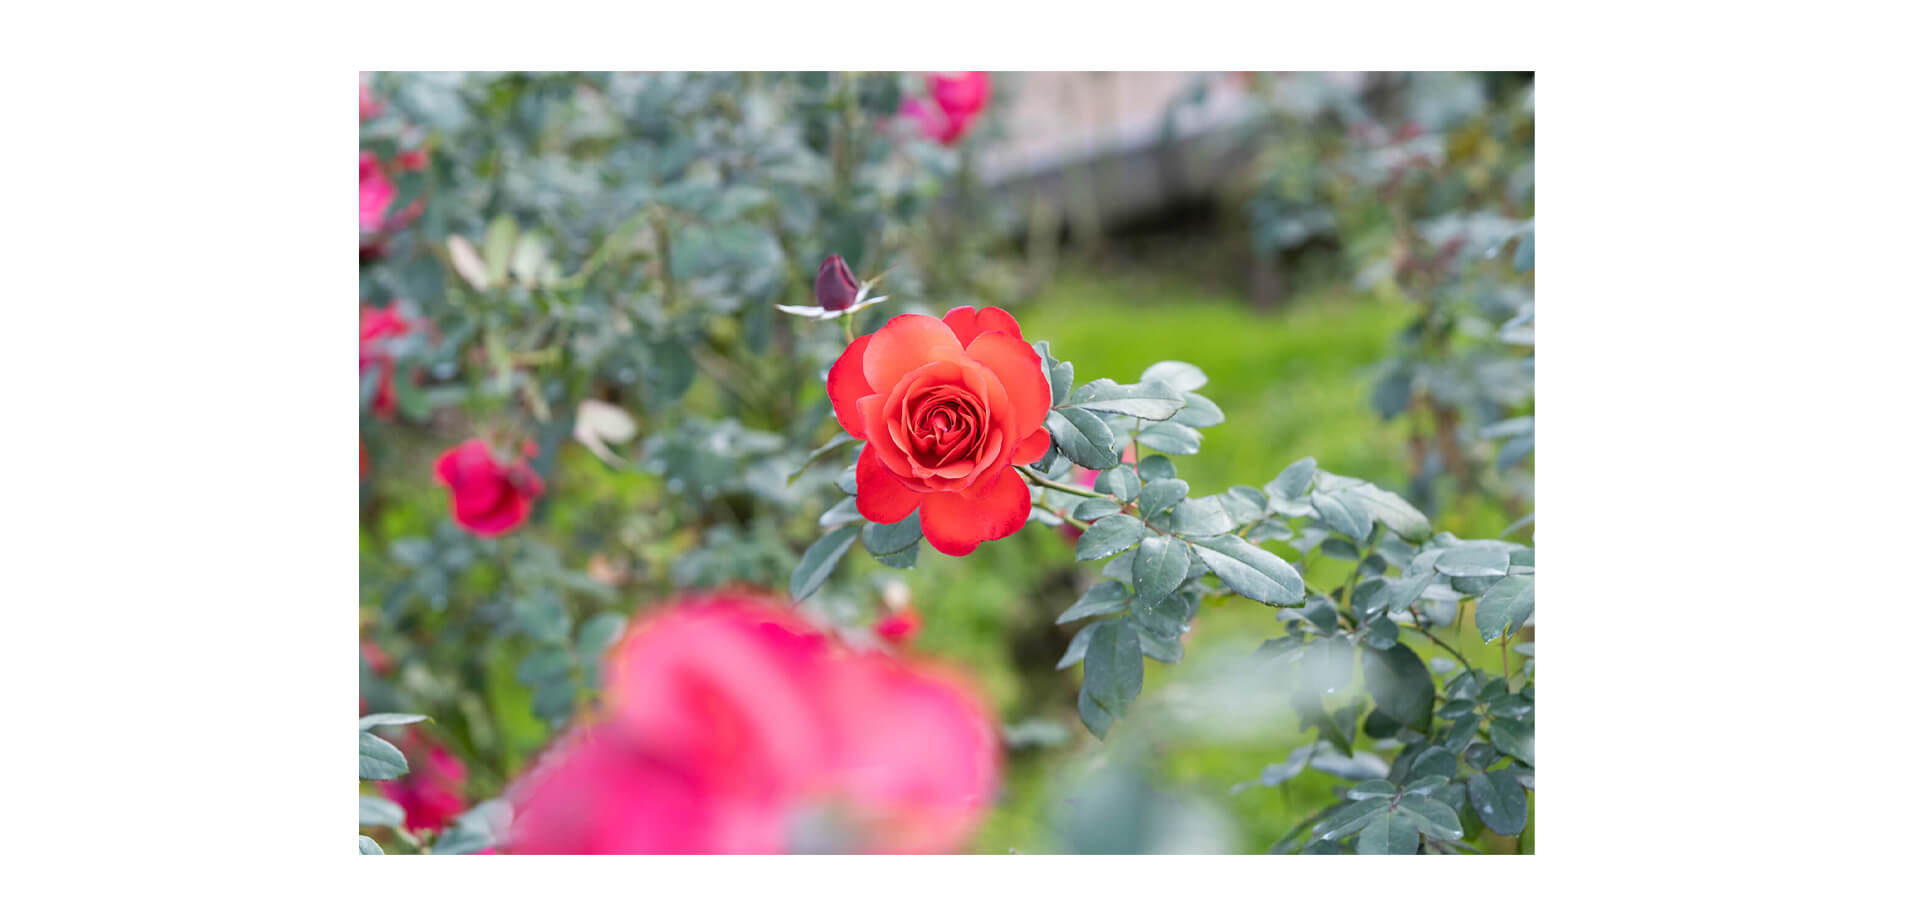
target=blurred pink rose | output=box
[506,595,999,854]
[358,302,412,419]
[358,152,394,232]
[901,71,992,146]
[378,730,470,833]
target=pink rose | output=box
[377,730,470,833]
[506,595,999,853]
[901,72,992,146]
[433,439,544,537]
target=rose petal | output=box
[940,306,1022,348]
[918,467,1031,556]
[1010,429,1052,465]
[963,330,1049,438]
[856,446,925,524]
[827,334,877,439]
[863,314,964,391]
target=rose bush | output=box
[828,306,1052,556]
[505,595,998,854]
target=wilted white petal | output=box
[447,235,492,291]
[574,398,637,465]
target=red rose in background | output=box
[434,439,543,537]
[378,730,470,832]
[506,595,999,854]
[358,150,426,234]
[901,71,991,146]
[358,302,412,418]
[875,608,922,646]
[358,152,394,232]
[827,306,1051,556]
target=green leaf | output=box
[1136,421,1201,454]
[788,432,853,485]
[1190,535,1306,606]
[1094,466,1140,502]
[1402,775,1451,798]
[1437,699,1476,720]
[1409,746,1457,780]
[1357,812,1420,855]
[789,526,859,601]
[1064,378,1184,419]
[1169,496,1235,537]
[1296,595,1340,635]
[1073,498,1122,521]
[1396,797,1464,840]
[1137,629,1183,664]
[1141,360,1208,392]
[435,799,511,855]
[1490,717,1534,765]
[1222,485,1268,524]
[1317,798,1392,840]
[358,835,384,855]
[1057,626,1096,670]
[1268,457,1318,502]
[1475,574,1534,642]
[1303,635,1355,694]
[357,713,428,731]
[358,731,409,781]
[1362,643,1435,733]
[515,648,573,687]
[1083,619,1144,716]
[1138,479,1188,518]
[1076,514,1145,561]
[1345,484,1432,543]
[1046,408,1121,469]
[1131,536,1190,605]
[1468,769,1530,835]
[873,542,919,569]
[1131,591,1193,637]
[359,795,405,828]
[1138,456,1177,481]
[1349,780,1398,800]
[1171,392,1224,428]
[576,613,627,657]
[814,495,860,526]
[1077,683,1115,739]
[1436,545,1510,577]
[860,510,922,556]
[1057,581,1132,624]
[1310,491,1372,541]
[1100,549,1137,578]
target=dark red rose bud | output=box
[815,255,860,313]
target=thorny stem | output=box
[1016,465,1103,500]
[1413,621,1478,677]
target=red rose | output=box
[827,307,1052,556]
[377,729,470,832]
[433,439,543,537]
[898,72,991,146]
[875,608,922,646]
[506,595,999,853]
[358,302,412,419]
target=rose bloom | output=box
[433,439,544,537]
[506,595,999,854]
[902,71,992,145]
[875,608,922,646]
[358,302,411,419]
[377,730,470,832]
[828,307,1051,556]
[358,152,394,232]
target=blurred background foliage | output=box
[359,71,1533,854]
